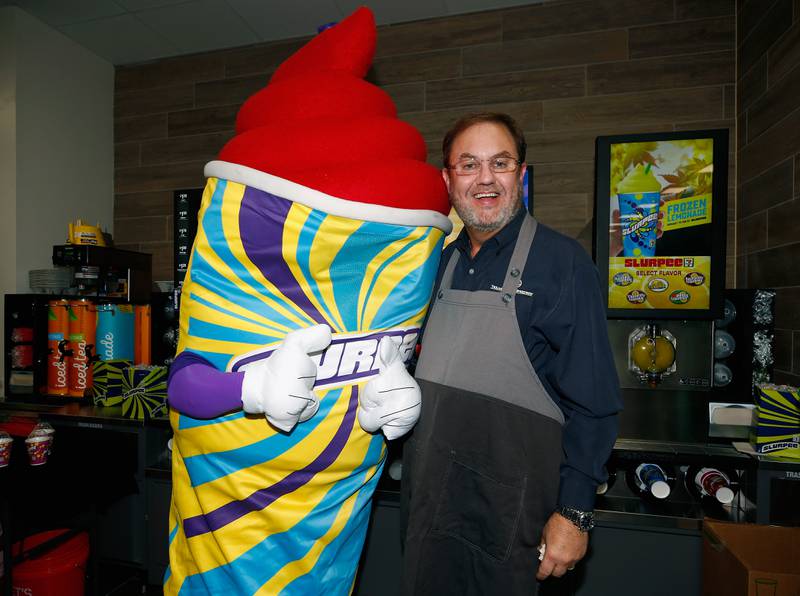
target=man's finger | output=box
[535,557,555,581]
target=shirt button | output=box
[437,291,444,299]
[468,268,475,275]
[510,268,520,278]
[502,293,513,303]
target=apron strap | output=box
[440,247,461,291]
[500,214,538,304]
[440,213,539,298]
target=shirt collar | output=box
[453,207,527,258]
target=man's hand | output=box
[241,324,332,432]
[358,336,421,440]
[535,511,589,580]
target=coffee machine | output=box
[3,245,152,398]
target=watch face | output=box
[560,506,595,531]
[578,514,595,531]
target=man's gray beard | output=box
[454,188,524,233]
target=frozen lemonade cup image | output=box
[618,164,662,257]
[164,8,451,595]
[0,431,12,467]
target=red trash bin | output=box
[12,529,89,596]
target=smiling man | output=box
[401,113,623,595]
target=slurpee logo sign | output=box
[231,327,419,389]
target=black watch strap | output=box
[557,505,595,532]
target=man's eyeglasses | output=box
[447,156,521,176]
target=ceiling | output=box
[1,0,544,65]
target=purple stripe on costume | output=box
[182,386,359,539]
[238,185,326,324]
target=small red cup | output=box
[11,345,34,368]
[11,327,34,342]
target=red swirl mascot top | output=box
[218,7,449,216]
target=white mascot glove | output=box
[358,336,421,440]
[241,324,332,432]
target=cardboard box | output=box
[750,385,800,459]
[703,519,800,596]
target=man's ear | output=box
[441,168,452,194]
[518,162,527,186]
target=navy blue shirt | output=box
[428,209,622,511]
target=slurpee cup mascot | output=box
[164,7,451,595]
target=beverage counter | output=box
[1,391,797,596]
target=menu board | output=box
[595,130,728,319]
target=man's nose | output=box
[476,161,497,183]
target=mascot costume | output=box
[165,7,452,595]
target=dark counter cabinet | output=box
[0,400,172,595]
[2,398,797,596]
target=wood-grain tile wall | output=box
[114,0,736,288]
[737,0,800,385]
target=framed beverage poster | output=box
[594,130,728,320]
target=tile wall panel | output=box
[113,0,736,308]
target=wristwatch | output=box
[557,505,596,532]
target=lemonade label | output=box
[608,255,710,310]
[660,194,712,232]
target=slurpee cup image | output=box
[68,299,96,397]
[47,299,70,396]
[618,164,661,257]
[165,8,451,596]
[96,304,135,361]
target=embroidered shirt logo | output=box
[489,284,533,297]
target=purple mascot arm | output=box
[167,352,245,419]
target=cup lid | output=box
[650,480,670,499]
[28,428,54,439]
[715,487,734,504]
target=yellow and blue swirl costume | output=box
[165,163,450,595]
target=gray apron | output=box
[402,214,565,596]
